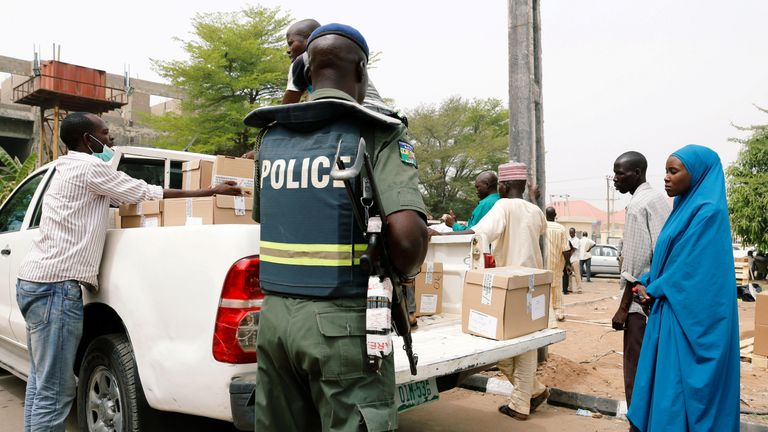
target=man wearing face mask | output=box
[15,112,241,431]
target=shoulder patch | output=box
[398,141,417,167]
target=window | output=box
[117,157,183,189]
[29,169,55,229]
[602,247,619,257]
[0,171,46,233]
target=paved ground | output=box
[0,367,239,431]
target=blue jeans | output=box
[16,279,83,432]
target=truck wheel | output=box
[77,334,153,432]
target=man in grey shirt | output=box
[610,151,671,406]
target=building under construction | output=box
[0,54,183,167]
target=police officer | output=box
[244,24,428,431]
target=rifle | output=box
[330,137,418,376]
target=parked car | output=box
[589,244,620,276]
[732,244,755,259]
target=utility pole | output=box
[509,0,547,361]
[605,175,613,243]
[508,0,545,209]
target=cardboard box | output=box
[212,195,256,225]
[462,266,553,341]
[119,200,163,228]
[212,156,254,196]
[182,159,213,190]
[163,197,213,226]
[415,262,443,316]
[163,195,255,226]
[755,292,768,356]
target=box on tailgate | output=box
[462,266,552,340]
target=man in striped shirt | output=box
[610,151,670,407]
[15,112,240,431]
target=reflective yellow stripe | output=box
[261,255,362,266]
[260,241,367,253]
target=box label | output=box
[425,261,434,284]
[468,309,497,339]
[419,294,438,314]
[234,196,246,216]
[214,175,255,189]
[185,217,203,226]
[531,294,545,320]
[527,274,535,313]
[141,216,158,227]
[481,273,494,305]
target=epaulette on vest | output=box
[243,98,401,132]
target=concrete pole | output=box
[605,176,611,243]
[38,108,45,167]
[510,0,548,361]
[52,104,60,160]
[508,0,545,209]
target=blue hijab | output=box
[627,145,740,431]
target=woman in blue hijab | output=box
[627,145,740,431]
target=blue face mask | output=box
[87,134,114,162]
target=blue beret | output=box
[307,23,369,59]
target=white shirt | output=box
[471,198,546,269]
[579,236,596,260]
[620,182,671,315]
[568,237,581,263]
[18,151,163,287]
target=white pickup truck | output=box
[0,146,565,431]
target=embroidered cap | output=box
[498,161,528,181]
[307,23,369,59]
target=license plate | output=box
[396,377,439,412]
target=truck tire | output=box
[77,334,154,432]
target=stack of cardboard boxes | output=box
[117,156,256,228]
[411,263,554,341]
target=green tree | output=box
[147,6,291,156]
[0,148,37,202]
[727,107,768,252]
[408,96,509,219]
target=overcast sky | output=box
[2,0,767,210]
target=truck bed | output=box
[394,313,566,384]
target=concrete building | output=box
[0,54,183,164]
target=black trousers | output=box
[562,272,569,294]
[623,312,646,406]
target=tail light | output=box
[212,256,262,363]
[484,253,496,269]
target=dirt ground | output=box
[400,388,629,431]
[485,276,768,422]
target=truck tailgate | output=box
[393,314,566,384]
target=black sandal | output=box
[498,405,529,421]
